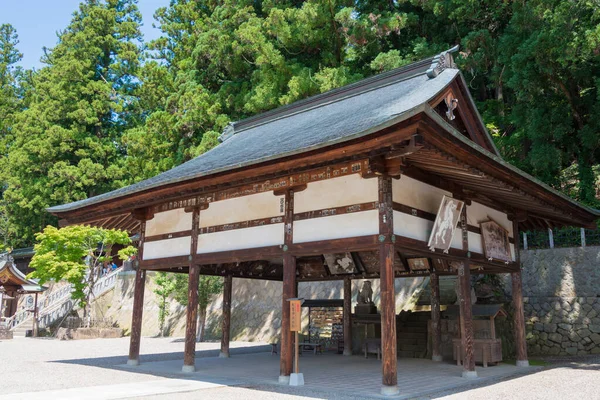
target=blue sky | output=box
[1,0,170,70]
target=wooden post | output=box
[280,189,296,383]
[220,274,232,358]
[512,220,529,367]
[378,175,399,396]
[522,232,528,250]
[128,219,147,366]
[430,270,442,362]
[343,277,352,356]
[458,205,476,378]
[183,208,200,372]
[581,228,586,248]
[548,228,554,249]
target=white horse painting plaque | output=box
[427,195,465,253]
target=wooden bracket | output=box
[132,207,155,222]
[273,184,307,196]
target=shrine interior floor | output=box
[117,351,538,399]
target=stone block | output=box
[539,332,548,341]
[548,333,562,343]
[544,323,557,333]
[533,323,544,332]
[558,323,573,331]
[590,333,600,344]
[566,347,578,355]
[589,324,600,333]
[577,328,591,338]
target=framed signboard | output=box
[427,195,465,253]
[407,258,430,272]
[480,220,512,262]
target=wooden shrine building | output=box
[48,47,598,396]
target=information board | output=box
[290,299,301,331]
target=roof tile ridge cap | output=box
[230,58,434,131]
[426,45,460,79]
[231,70,429,136]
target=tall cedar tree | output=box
[4,0,143,247]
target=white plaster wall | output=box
[197,224,284,253]
[143,236,191,260]
[467,201,513,237]
[199,192,284,228]
[392,176,451,214]
[450,229,463,250]
[392,211,432,242]
[146,208,192,236]
[468,232,483,254]
[294,174,378,213]
[293,210,378,243]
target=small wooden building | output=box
[48,47,598,396]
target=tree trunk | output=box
[196,305,207,342]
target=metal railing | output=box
[521,227,599,250]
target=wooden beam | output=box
[378,175,399,396]
[128,219,147,366]
[220,274,233,358]
[457,206,476,378]
[512,220,529,367]
[343,277,352,356]
[280,188,296,382]
[183,207,200,372]
[431,269,442,362]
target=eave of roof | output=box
[422,106,600,220]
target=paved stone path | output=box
[3,336,599,399]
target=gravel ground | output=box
[3,337,599,400]
[0,336,267,394]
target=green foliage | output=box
[152,272,177,336]
[4,0,143,247]
[0,0,599,251]
[28,225,135,316]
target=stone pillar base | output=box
[182,364,196,373]
[516,360,529,367]
[381,385,399,396]
[432,355,443,362]
[289,373,304,386]
[462,370,478,379]
[126,359,139,366]
[278,375,290,384]
[219,351,230,358]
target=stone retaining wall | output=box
[520,246,600,355]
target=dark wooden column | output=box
[378,175,399,396]
[183,207,200,372]
[220,274,233,358]
[430,269,442,362]
[343,277,352,356]
[457,205,476,378]
[128,217,147,366]
[512,220,529,367]
[279,189,296,383]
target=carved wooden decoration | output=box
[444,92,459,121]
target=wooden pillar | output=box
[457,205,476,378]
[430,270,442,362]
[512,220,529,367]
[220,274,232,358]
[279,189,296,383]
[128,219,147,366]
[378,175,398,396]
[183,207,200,372]
[343,277,352,356]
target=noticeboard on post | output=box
[290,299,301,331]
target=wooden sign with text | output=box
[290,300,301,332]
